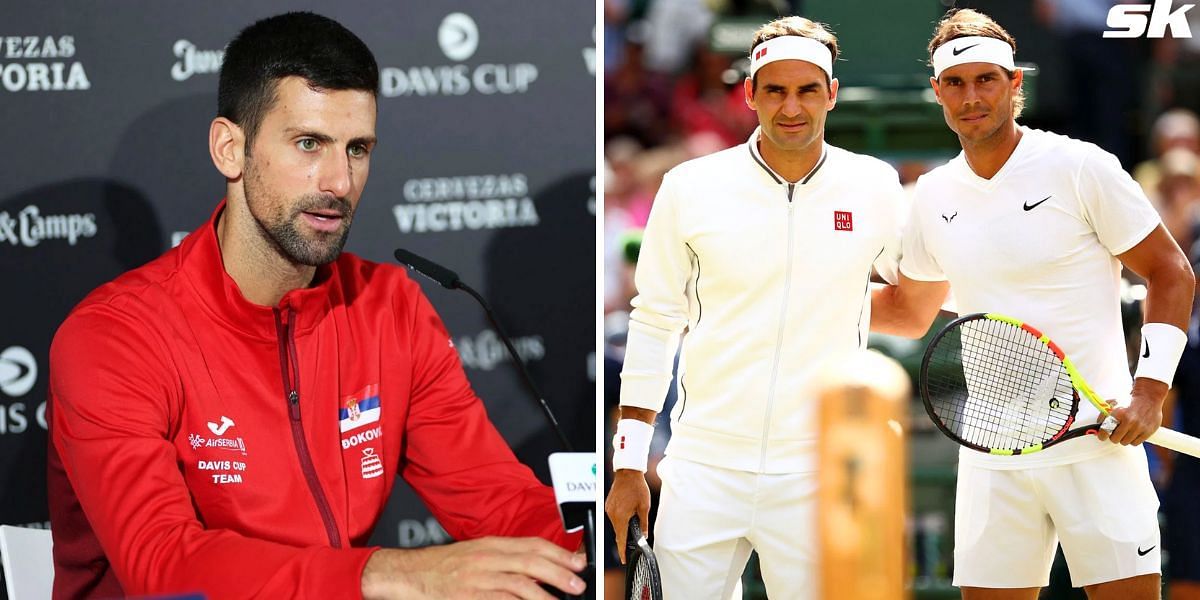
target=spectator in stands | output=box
[1135,109,1200,208]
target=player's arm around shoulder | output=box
[1105,225,1196,446]
[869,273,950,339]
[864,160,949,339]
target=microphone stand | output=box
[394,249,591,599]
[453,282,573,453]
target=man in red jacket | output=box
[47,12,585,599]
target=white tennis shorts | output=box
[952,444,1161,588]
[653,455,818,600]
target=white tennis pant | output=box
[952,444,1161,588]
[654,455,817,600]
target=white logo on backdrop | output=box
[394,173,540,233]
[396,518,452,548]
[171,40,224,81]
[438,13,479,62]
[583,26,596,76]
[588,175,596,216]
[0,35,89,91]
[380,13,538,97]
[0,344,46,434]
[0,205,97,247]
[0,346,36,397]
[455,330,545,371]
[1105,0,1194,38]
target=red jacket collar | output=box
[179,200,340,340]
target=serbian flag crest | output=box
[339,384,381,433]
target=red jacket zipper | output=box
[273,307,342,549]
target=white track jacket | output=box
[620,129,907,474]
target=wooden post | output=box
[816,350,910,600]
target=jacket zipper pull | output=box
[288,389,300,421]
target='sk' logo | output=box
[207,416,235,436]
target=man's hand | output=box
[1096,378,1167,446]
[605,469,651,565]
[361,537,587,599]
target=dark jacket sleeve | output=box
[49,304,377,599]
[396,277,581,550]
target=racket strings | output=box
[630,553,655,600]
[626,518,661,600]
[925,318,1075,451]
[959,320,1073,447]
[961,325,1059,436]
[954,321,1063,446]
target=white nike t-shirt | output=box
[901,126,1162,469]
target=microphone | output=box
[393,248,574,452]
[393,248,461,290]
[548,452,597,600]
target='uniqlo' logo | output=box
[834,211,853,231]
[755,47,768,60]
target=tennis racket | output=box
[624,515,663,600]
[920,312,1200,458]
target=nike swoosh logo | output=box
[1138,545,1156,556]
[1023,196,1052,211]
[1144,339,1151,359]
[952,44,980,56]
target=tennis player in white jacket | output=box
[606,16,910,599]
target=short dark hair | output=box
[218,12,379,152]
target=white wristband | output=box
[1134,322,1187,387]
[612,419,654,472]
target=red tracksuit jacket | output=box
[47,201,577,598]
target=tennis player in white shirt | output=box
[872,9,1195,600]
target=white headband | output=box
[931,36,1034,78]
[749,35,833,79]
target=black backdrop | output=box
[0,0,596,562]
